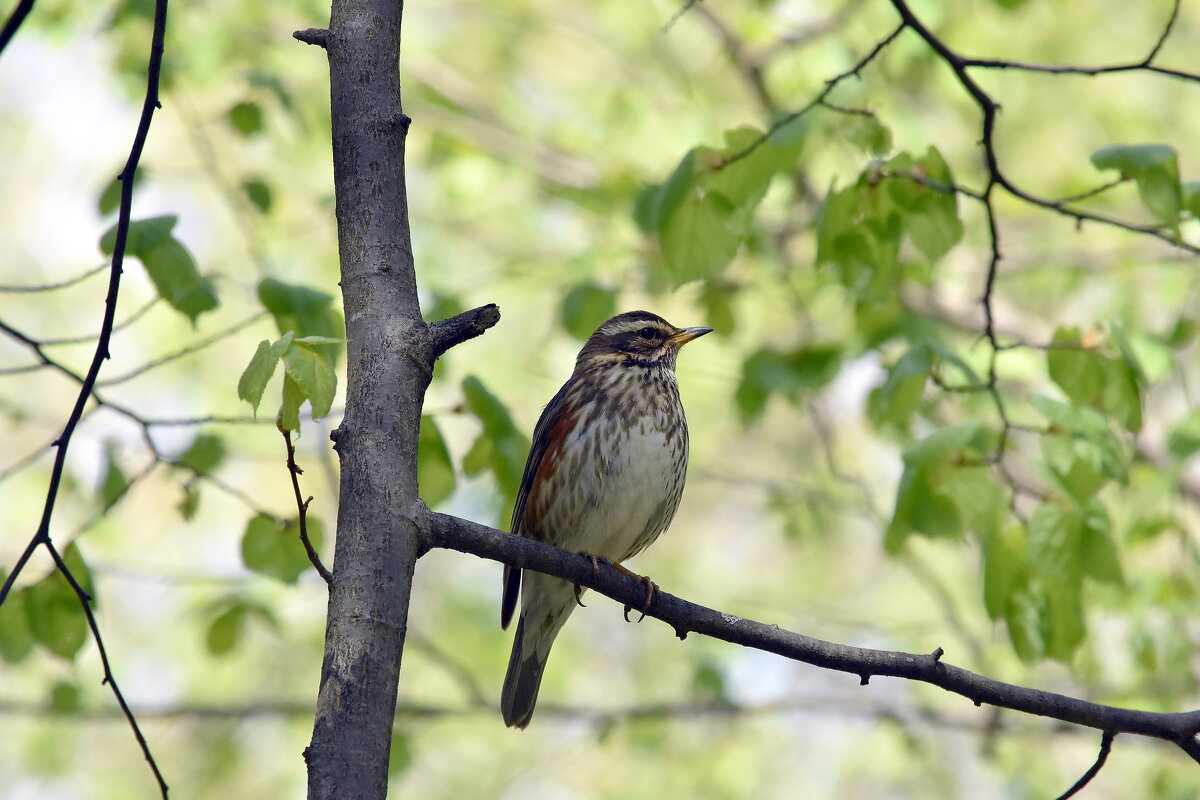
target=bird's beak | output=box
[670,326,714,346]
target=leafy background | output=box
[2,0,1200,797]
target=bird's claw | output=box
[573,551,606,607]
[622,575,658,623]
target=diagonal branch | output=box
[1054,731,1115,800]
[0,0,173,791]
[421,509,1200,761]
[0,0,33,57]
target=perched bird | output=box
[501,310,712,728]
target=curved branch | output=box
[1055,731,1115,800]
[421,509,1200,760]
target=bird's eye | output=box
[637,327,658,340]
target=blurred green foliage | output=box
[2,0,1200,797]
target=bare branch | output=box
[723,22,906,167]
[0,0,34,57]
[1054,731,1115,800]
[40,297,158,346]
[0,0,174,790]
[0,262,108,293]
[427,303,501,359]
[281,427,332,585]
[422,509,1200,759]
[44,539,169,795]
[96,311,268,386]
[293,27,329,48]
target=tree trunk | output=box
[304,0,428,796]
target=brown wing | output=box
[501,377,579,629]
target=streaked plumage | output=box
[501,310,711,728]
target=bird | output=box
[500,310,712,728]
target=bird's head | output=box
[576,310,712,372]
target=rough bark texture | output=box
[305,0,430,796]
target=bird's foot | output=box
[612,564,657,623]
[573,551,610,607]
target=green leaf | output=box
[886,423,997,552]
[241,512,319,584]
[698,279,737,335]
[281,342,338,421]
[205,604,245,656]
[98,442,128,511]
[982,525,1028,621]
[735,344,843,423]
[690,659,729,704]
[178,484,201,521]
[293,336,344,345]
[1028,502,1079,581]
[243,179,272,213]
[237,332,293,414]
[1125,514,1176,546]
[176,433,226,475]
[0,584,34,663]
[140,237,219,324]
[901,420,986,469]
[1183,180,1200,219]
[1046,328,1137,434]
[257,278,344,367]
[278,373,304,432]
[1027,498,1122,589]
[418,415,456,508]
[1091,143,1182,225]
[1043,580,1086,661]
[1167,409,1200,460]
[867,346,931,435]
[97,170,145,216]
[62,542,95,602]
[228,100,264,136]
[99,215,177,255]
[648,125,807,285]
[703,127,783,208]
[660,190,743,284]
[1006,587,1046,663]
[461,376,531,518]
[560,282,617,340]
[204,598,279,656]
[100,216,218,323]
[283,516,324,561]
[901,148,964,263]
[389,732,414,776]
[839,113,892,156]
[1079,499,1123,585]
[25,570,87,660]
[50,681,81,713]
[887,468,960,551]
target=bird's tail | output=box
[501,616,549,729]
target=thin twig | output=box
[281,426,332,585]
[0,0,174,790]
[0,0,34,57]
[0,262,108,293]
[96,311,268,386]
[721,22,906,168]
[1054,731,1115,800]
[40,297,158,346]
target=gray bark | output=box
[303,0,427,796]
